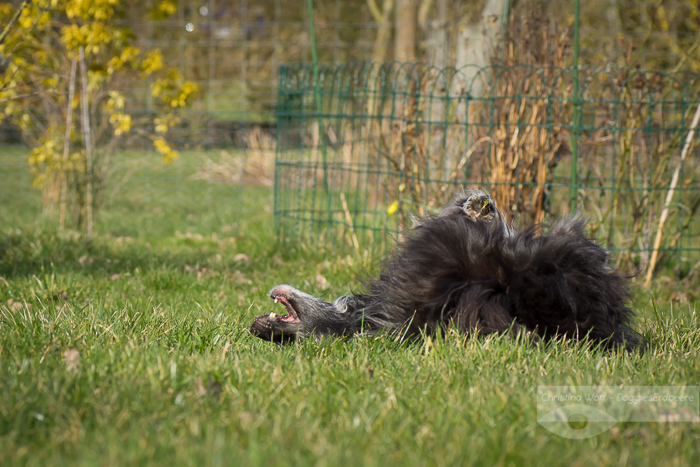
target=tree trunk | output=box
[434,0,447,68]
[394,0,418,62]
[456,0,507,98]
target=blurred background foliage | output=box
[2,1,700,286]
[4,0,700,144]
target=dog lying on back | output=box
[250,189,639,349]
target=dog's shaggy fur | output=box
[250,190,639,349]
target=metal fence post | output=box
[570,0,580,213]
[306,0,332,224]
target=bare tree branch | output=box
[367,0,395,63]
[1,0,51,71]
[418,0,434,33]
[367,0,384,24]
[0,0,32,48]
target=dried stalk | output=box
[644,102,700,287]
[340,192,360,251]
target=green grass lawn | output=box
[1,147,699,466]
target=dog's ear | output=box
[409,214,422,228]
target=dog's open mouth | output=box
[269,293,301,323]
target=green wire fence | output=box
[274,61,700,276]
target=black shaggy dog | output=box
[250,189,639,349]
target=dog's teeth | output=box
[274,298,279,303]
[269,312,276,318]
